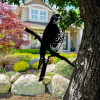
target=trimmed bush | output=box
[32,61,42,69]
[7,53,50,64]
[55,60,74,79]
[8,53,35,62]
[14,49,50,54]
[14,49,56,54]
[14,61,29,72]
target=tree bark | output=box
[64,0,100,100]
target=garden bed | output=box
[0,53,77,99]
[0,52,77,79]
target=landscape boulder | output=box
[46,64,55,73]
[11,74,45,96]
[10,72,21,83]
[43,76,52,85]
[47,75,70,99]
[0,74,11,93]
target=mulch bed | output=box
[0,93,61,100]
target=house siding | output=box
[21,7,28,21]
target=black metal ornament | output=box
[25,14,75,82]
[38,14,64,81]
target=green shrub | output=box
[14,49,40,54]
[7,53,50,64]
[55,60,74,79]
[32,61,42,69]
[45,72,56,76]
[0,67,6,73]
[14,61,29,72]
[6,71,16,78]
[20,57,31,62]
[14,49,56,54]
[8,53,35,63]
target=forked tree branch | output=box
[25,28,75,67]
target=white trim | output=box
[68,32,71,51]
[21,2,57,12]
[25,0,32,4]
[28,4,51,11]
[29,7,31,21]
[62,32,70,51]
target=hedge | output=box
[14,49,52,54]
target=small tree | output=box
[0,1,28,53]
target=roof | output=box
[21,0,57,12]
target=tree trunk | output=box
[64,0,100,100]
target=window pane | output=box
[31,9,38,20]
[31,10,38,14]
[31,15,38,20]
[40,16,46,21]
[40,11,46,21]
[40,11,46,16]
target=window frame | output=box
[30,8,48,22]
[31,9,38,21]
[40,10,47,22]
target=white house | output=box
[17,0,83,52]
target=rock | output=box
[46,64,55,73]
[10,72,21,83]
[11,74,45,96]
[43,76,52,85]
[0,74,11,93]
[29,58,39,67]
[47,75,70,99]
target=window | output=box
[40,11,46,21]
[30,9,47,22]
[31,10,38,20]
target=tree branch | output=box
[25,28,75,67]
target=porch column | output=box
[68,32,71,51]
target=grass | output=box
[45,72,56,76]
[53,53,77,64]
